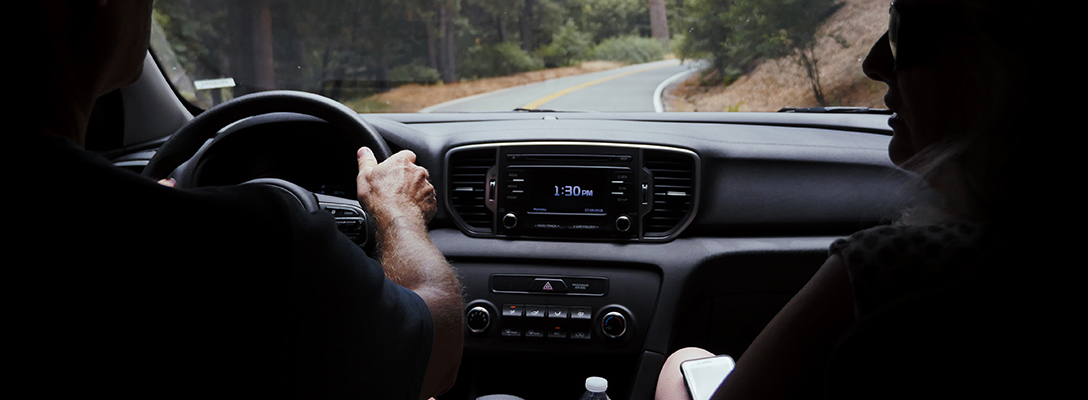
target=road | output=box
[421,59,702,113]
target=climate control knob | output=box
[502,213,518,229]
[466,306,491,334]
[601,311,627,339]
[615,215,631,232]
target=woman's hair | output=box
[896,0,1039,226]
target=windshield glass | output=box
[152,0,886,113]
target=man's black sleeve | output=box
[284,206,434,400]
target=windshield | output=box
[152,0,886,113]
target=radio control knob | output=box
[503,213,518,229]
[615,215,631,232]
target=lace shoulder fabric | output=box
[829,222,989,319]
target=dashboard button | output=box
[525,305,546,318]
[502,304,524,317]
[525,329,545,338]
[547,327,567,340]
[615,215,631,232]
[501,328,522,337]
[530,279,568,292]
[503,213,518,229]
[547,306,568,319]
[570,307,592,320]
[570,330,591,340]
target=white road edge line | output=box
[653,64,700,113]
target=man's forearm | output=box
[374,212,455,292]
[373,210,463,398]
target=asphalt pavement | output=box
[422,59,702,113]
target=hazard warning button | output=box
[529,278,568,293]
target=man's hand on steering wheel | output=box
[355,147,438,228]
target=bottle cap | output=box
[585,377,608,392]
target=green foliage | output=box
[591,36,667,64]
[675,0,839,103]
[461,42,545,79]
[535,19,595,67]
[389,63,443,84]
[572,0,651,43]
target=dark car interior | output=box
[94,51,920,400]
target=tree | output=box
[676,0,841,105]
[648,0,670,43]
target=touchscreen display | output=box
[527,168,609,214]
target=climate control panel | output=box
[456,263,657,354]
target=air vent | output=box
[447,148,496,232]
[643,149,696,237]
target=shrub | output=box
[591,35,667,64]
[460,42,545,79]
[389,62,441,84]
[535,20,594,68]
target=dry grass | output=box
[665,0,889,112]
[344,61,625,113]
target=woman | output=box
[656,1,1044,398]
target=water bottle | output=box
[578,376,610,400]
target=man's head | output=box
[29,1,153,145]
[36,0,154,98]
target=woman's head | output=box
[863,0,1039,224]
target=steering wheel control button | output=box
[601,311,627,339]
[530,278,568,293]
[525,305,546,318]
[502,213,518,229]
[615,215,632,232]
[547,306,569,319]
[570,307,592,320]
[502,304,524,317]
[466,306,491,334]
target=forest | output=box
[153,0,842,108]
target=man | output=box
[14,2,461,399]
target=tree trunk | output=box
[252,0,275,91]
[439,6,457,82]
[797,46,826,106]
[426,14,438,70]
[520,0,534,51]
[497,15,507,43]
[227,1,255,97]
[444,6,456,82]
[649,0,669,43]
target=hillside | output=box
[664,0,888,112]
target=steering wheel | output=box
[142,90,389,251]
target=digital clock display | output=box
[525,168,610,214]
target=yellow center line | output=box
[521,63,676,110]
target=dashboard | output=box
[128,110,917,400]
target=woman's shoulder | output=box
[830,221,990,317]
[830,221,987,259]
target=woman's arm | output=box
[710,254,855,400]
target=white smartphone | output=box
[680,354,736,400]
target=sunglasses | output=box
[887,1,970,71]
[888,2,901,62]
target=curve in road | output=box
[422,59,700,113]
